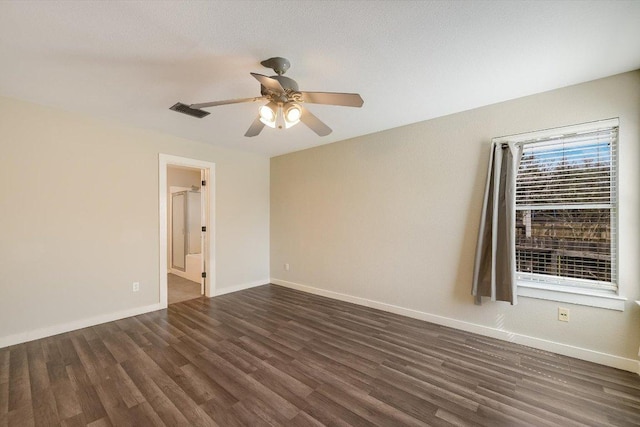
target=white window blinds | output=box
[514,125,618,292]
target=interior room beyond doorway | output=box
[167,165,204,304]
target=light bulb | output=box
[259,104,276,128]
[283,103,301,128]
[285,104,301,122]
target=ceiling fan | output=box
[170,57,364,137]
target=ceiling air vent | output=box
[169,102,210,118]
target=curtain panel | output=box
[472,141,523,305]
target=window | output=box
[495,119,624,310]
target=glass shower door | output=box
[171,192,186,271]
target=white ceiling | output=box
[1,1,639,157]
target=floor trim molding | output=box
[0,303,163,349]
[214,280,270,297]
[271,278,640,374]
[1,280,269,349]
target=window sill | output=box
[517,281,627,311]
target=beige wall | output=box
[0,96,270,341]
[271,71,640,365]
[168,166,201,189]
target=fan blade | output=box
[170,102,210,118]
[299,92,363,107]
[191,97,264,109]
[244,117,265,137]
[250,73,285,94]
[300,106,332,136]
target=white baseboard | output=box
[169,268,193,282]
[169,268,185,278]
[0,303,163,349]
[214,279,269,297]
[271,278,640,374]
[0,280,268,349]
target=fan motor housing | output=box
[260,75,299,98]
[260,57,291,75]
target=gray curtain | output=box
[472,141,523,305]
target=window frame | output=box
[492,118,625,311]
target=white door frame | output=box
[159,154,215,308]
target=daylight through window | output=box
[514,123,618,293]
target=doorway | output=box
[167,167,203,303]
[159,154,215,308]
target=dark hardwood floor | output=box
[1,284,639,426]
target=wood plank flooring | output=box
[1,284,639,426]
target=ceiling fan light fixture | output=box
[171,57,363,137]
[259,103,277,128]
[283,103,302,128]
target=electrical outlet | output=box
[284,263,290,271]
[132,282,140,292]
[558,307,569,322]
